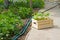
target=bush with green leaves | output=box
[12,0,45,8]
[13,2,29,8]
[0,6,4,13]
[33,0,45,8]
[27,0,45,8]
[0,0,4,5]
[33,12,50,20]
[18,7,32,19]
[0,10,23,40]
[8,6,32,19]
[12,0,29,8]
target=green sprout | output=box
[33,12,50,20]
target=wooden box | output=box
[32,18,53,29]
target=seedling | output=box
[33,12,50,20]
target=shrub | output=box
[18,7,32,19]
[33,0,45,8]
[0,10,23,40]
[12,0,45,8]
[27,0,45,8]
[12,0,29,8]
[0,6,4,13]
[8,6,32,19]
[0,0,4,5]
[14,2,29,8]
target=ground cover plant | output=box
[18,7,32,19]
[0,10,23,40]
[0,0,3,5]
[8,4,33,19]
[27,0,45,8]
[11,0,45,8]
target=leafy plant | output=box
[18,7,32,19]
[0,10,23,40]
[0,0,4,5]
[27,0,45,8]
[33,12,50,20]
[33,0,45,8]
[8,6,32,19]
[10,0,45,8]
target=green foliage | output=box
[12,1,29,8]
[0,0,4,5]
[33,12,50,20]
[8,6,33,19]
[18,7,32,19]
[0,0,33,40]
[0,0,45,9]
[0,6,4,13]
[12,0,45,8]
[27,0,45,8]
[0,10,23,40]
[33,0,45,8]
